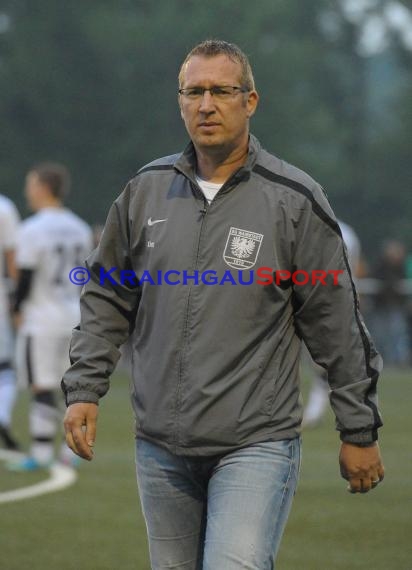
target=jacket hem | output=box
[135,426,301,457]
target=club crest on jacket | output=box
[223,227,264,269]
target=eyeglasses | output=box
[178,85,249,100]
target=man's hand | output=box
[339,442,384,494]
[64,402,98,461]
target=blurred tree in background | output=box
[0,0,411,257]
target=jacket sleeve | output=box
[291,184,383,444]
[61,182,139,406]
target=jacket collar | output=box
[174,134,261,185]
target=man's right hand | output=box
[63,402,98,461]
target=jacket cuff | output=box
[340,429,378,445]
[65,391,100,406]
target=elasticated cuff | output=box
[65,391,100,406]
[340,429,378,445]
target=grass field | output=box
[1,367,411,569]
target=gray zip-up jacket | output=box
[62,135,383,455]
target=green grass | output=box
[1,368,411,569]
[277,368,412,570]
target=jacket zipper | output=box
[174,188,209,450]
[173,172,242,450]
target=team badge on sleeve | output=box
[223,227,264,270]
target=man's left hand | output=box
[339,442,384,493]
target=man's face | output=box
[24,172,47,212]
[179,54,258,154]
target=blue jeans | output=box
[135,437,301,569]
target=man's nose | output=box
[199,90,216,113]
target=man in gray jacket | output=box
[62,40,384,569]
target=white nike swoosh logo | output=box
[147,217,168,226]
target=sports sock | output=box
[0,367,17,426]
[59,441,80,465]
[29,391,60,464]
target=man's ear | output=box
[246,90,259,118]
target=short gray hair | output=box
[178,39,255,91]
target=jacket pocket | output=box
[260,332,299,417]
